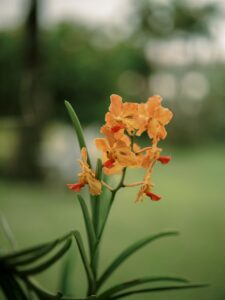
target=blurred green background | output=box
[0,0,225,299]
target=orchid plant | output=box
[0,95,207,300]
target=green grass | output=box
[0,145,225,300]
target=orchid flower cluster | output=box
[67,94,173,202]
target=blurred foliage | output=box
[132,0,218,38]
[0,31,23,116]
[0,24,148,123]
[42,23,149,123]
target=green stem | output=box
[99,167,127,241]
[91,196,100,279]
[91,168,127,282]
[93,195,100,237]
[78,195,96,256]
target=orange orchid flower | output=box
[137,95,173,142]
[104,94,143,136]
[146,95,173,141]
[95,127,137,175]
[133,143,162,169]
[67,148,101,196]
[135,172,161,202]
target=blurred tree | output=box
[132,0,217,38]
[43,23,149,122]
[0,32,22,117]
[9,0,52,180]
[128,0,219,144]
[9,0,43,180]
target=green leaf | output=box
[97,230,179,290]
[59,250,77,296]
[108,283,209,299]
[64,100,95,217]
[64,100,91,167]
[18,238,72,276]
[0,284,14,300]
[95,158,102,180]
[98,276,189,299]
[60,297,94,300]
[1,231,71,263]
[7,242,59,266]
[77,195,96,253]
[8,276,28,300]
[0,278,19,300]
[0,212,18,250]
[1,242,52,263]
[73,231,96,294]
[0,274,28,300]
[93,158,102,236]
[24,277,60,300]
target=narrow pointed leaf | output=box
[95,158,102,180]
[24,277,60,299]
[97,230,179,289]
[18,239,72,276]
[59,250,77,295]
[7,242,59,266]
[77,195,96,253]
[0,212,18,250]
[1,242,52,263]
[64,100,94,216]
[0,273,28,300]
[60,297,93,300]
[109,283,209,299]
[0,277,19,300]
[73,231,96,294]
[8,276,28,300]
[98,276,189,299]
[1,231,71,263]
[93,158,102,236]
[64,100,91,167]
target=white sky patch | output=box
[0,0,131,28]
[0,0,26,28]
[41,0,131,27]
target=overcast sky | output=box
[1,0,225,61]
[1,0,224,28]
[0,0,131,28]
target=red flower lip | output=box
[103,158,115,168]
[158,155,171,164]
[111,124,124,133]
[146,191,161,201]
[67,183,85,192]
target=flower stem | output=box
[99,167,127,240]
[90,168,127,282]
[101,180,114,191]
[123,181,144,187]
